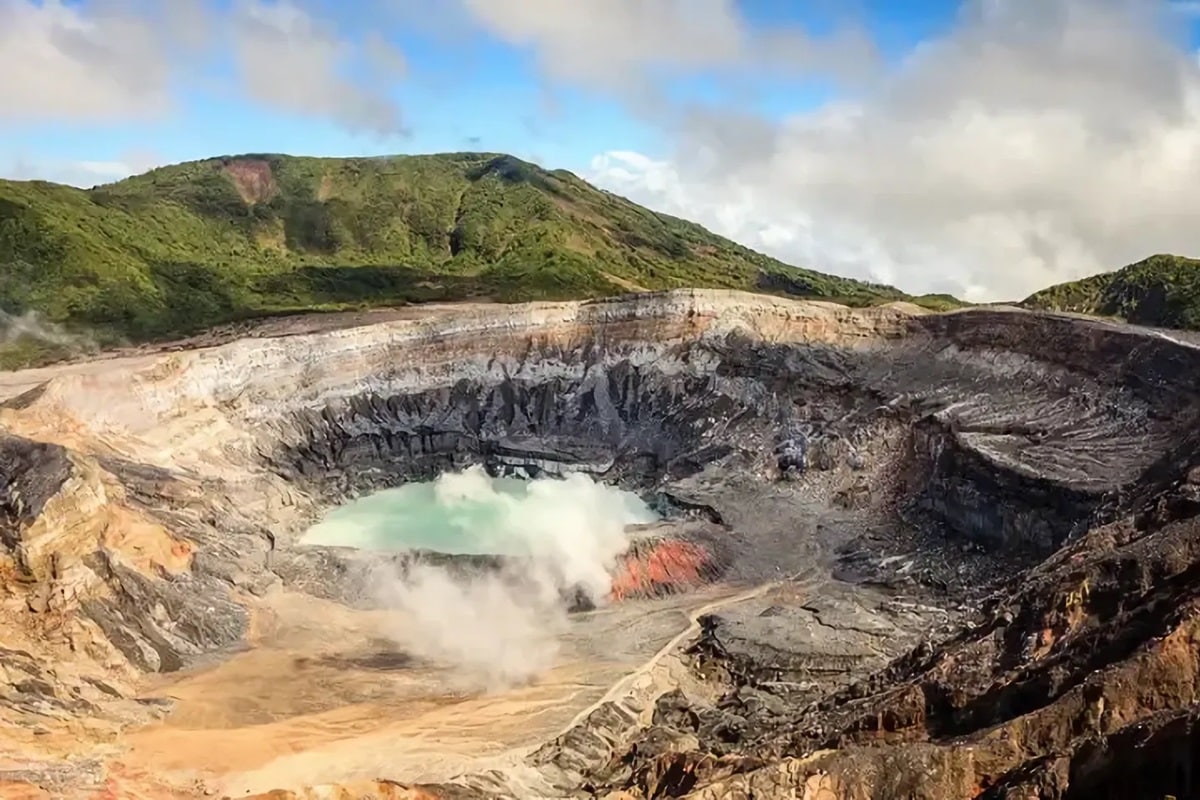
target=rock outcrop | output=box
[1,290,1199,798]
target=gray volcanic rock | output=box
[0,290,1199,798]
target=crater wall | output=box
[2,293,1197,647]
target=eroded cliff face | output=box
[1,290,1199,799]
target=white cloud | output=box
[8,159,127,187]
[4,147,164,186]
[584,0,1200,301]
[461,0,744,85]
[0,0,176,121]
[0,0,407,135]
[229,0,407,135]
[458,0,879,97]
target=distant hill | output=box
[0,152,963,368]
[1022,254,1200,330]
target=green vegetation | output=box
[1022,254,1200,330]
[0,151,955,368]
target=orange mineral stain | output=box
[610,540,713,601]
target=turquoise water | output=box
[300,466,659,555]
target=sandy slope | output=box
[116,587,734,796]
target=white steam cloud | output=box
[0,308,98,363]
[0,309,84,346]
[328,467,657,690]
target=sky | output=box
[3,0,1200,301]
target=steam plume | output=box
[0,308,97,353]
[336,467,657,690]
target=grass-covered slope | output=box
[1022,254,1200,330]
[0,151,947,367]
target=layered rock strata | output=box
[0,290,1198,798]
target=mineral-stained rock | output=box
[1,290,1200,798]
[611,523,734,601]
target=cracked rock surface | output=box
[1,290,1199,798]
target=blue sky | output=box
[5,0,1200,301]
[5,0,1195,177]
[1,0,974,180]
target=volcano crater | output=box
[2,291,1199,798]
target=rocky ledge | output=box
[1,290,1199,799]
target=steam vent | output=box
[3,289,1200,799]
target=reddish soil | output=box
[223,158,278,205]
[610,540,715,601]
